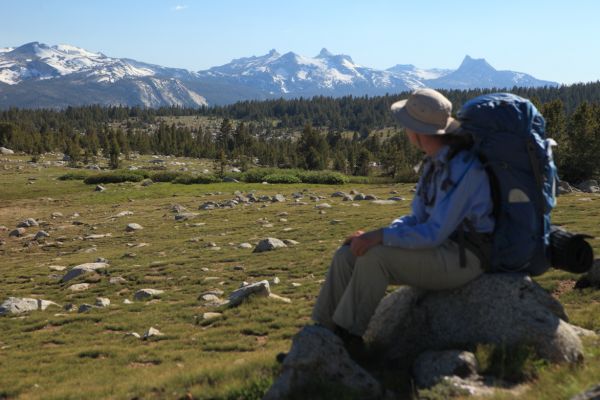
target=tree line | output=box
[1,82,600,181]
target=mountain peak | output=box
[317,48,334,58]
[458,55,495,71]
[267,49,280,57]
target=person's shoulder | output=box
[450,149,487,177]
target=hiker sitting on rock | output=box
[312,88,495,356]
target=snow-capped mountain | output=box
[425,55,557,89]
[0,42,207,108]
[197,48,416,97]
[0,42,559,109]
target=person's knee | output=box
[354,246,390,277]
[333,245,355,266]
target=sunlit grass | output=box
[1,153,599,399]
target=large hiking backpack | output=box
[457,93,558,276]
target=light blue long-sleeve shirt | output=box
[382,146,494,249]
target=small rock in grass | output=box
[78,304,94,313]
[125,223,143,232]
[9,228,26,238]
[202,312,222,320]
[95,297,110,308]
[68,283,90,292]
[143,327,164,339]
[134,288,164,301]
[17,218,39,228]
[253,238,287,253]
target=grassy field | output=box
[0,154,599,400]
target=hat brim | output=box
[391,99,461,135]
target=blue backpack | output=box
[457,93,559,276]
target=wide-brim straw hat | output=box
[391,88,461,135]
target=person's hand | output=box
[343,230,365,245]
[350,229,383,257]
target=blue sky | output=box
[1,0,599,84]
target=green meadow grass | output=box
[0,155,599,399]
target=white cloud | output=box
[173,5,187,11]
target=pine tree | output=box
[108,131,121,169]
[355,148,372,176]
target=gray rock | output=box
[353,193,366,201]
[388,196,406,201]
[264,325,382,400]
[238,242,253,249]
[34,230,50,240]
[78,304,94,313]
[95,297,110,307]
[364,274,586,365]
[170,204,187,213]
[272,194,286,202]
[51,212,64,219]
[571,384,600,400]
[109,276,127,284]
[84,233,112,240]
[342,194,354,201]
[0,147,14,155]
[558,181,575,194]
[9,228,26,237]
[95,185,106,192]
[253,237,287,253]
[143,327,164,339]
[371,200,397,205]
[199,202,217,210]
[364,194,378,200]
[577,180,600,193]
[200,294,222,303]
[17,218,38,228]
[114,210,133,217]
[202,312,222,320]
[61,262,109,283]
[0,297,59,315]
[175,212,198,221]
[68,283,91,292]
[125,223,143,232]
[283,239,300,246]
[412,350,479,388]
[134,288,164,301]
[331,191,348,198]
[315,203,332,209]
[228,280,271,307]
[141,178,153,186]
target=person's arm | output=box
[382,162,490,249]
[350,228,383,256]
[389,183,425,227]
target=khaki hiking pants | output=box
[312,241,484,336]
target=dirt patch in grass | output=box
[552,279,577,298]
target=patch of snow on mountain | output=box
[0,68,19,85]
[512,72,526,83]
[54,44,102,58]
[0,47,14,54]
[295,54,327,68]
[411,68,449,80]
[186,89,208,106]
